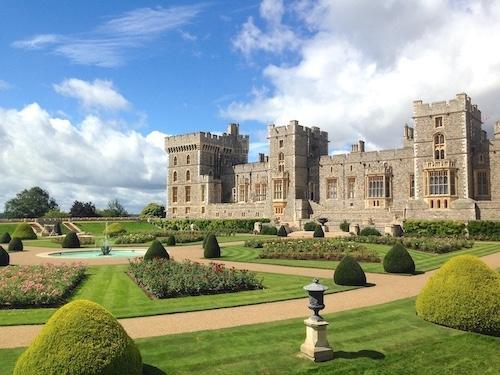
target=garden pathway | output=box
[1,251,499,349]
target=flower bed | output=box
[258,239,381,262]
[0,264,86,307]
[128,259,263,298]
[344,236,474,254]
[114,230,235,245]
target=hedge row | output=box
[467,220,500,241]
[404,220,500,241]
[149,218,270,233]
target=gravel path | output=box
[1,247,499,349]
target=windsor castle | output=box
[164,93,500,229]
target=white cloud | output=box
[12,5,204,67]
[54,78,129,111]
[0,103,167,212]
[225,0,500,149]
[0,80,11,90]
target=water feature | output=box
[46,249,146,259]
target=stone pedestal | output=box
[349,224,360,235]
[300,318,334,362]
[321,225,328,233]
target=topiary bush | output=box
[53,222,62,235]
[261,225,277,235]
[0,246,9,266]
[416,255,500,336]
[0,232,11,244]
[340,220,350,232]
[204,234,221,258]
[104,222,126,237]
[12,223,37,240]
[8,238,23,252]
[403,220,466,237]
[61,232,80,248]
[304,222,319,231]
[467,220,500,241]
[313,226,324,238]
[144,240,170,261]
[164,235,176,246]
[334,255,366,286]
[359,227,381,236]
[13,299,142,375]
[383,243,415,274]
[277,225,288,237]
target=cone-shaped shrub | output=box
[0,246,9,266]
[12,223,37,240]
[0,232,11,244]
[277,225,288,237]
[8,238,23,252]
[144,240,170,261]
[13,300,142,375]
[383,243,415,274]
[334,255,366,286]
[53,222,62,235]
[61,232,80,248]
[313,225,324,238]
[202,233,211,248]
[165,235,176,246]
[416,255,500,336]
[204,234,221,258]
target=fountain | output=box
[101,222,112,256]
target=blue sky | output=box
[1,0,500,212]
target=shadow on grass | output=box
[334,350,385,360]
[143,363,166,375]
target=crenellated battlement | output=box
[413,93,481,120]
[268,120,328,140]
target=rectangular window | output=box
[326,178,337,199]
[273,180,286,199]
[347,177,356,199]
[477,171,488,196]
[255,183,267,201]
[185,207,190,214]
[185,186,191,202]
[172,207,177,214]
[201,207,205,214]
[239,184,247,202]
[435,116,443,127]
[410,175,415,197]
[201,185,206,202]
[428,170,448,195]
[172,187,178,203]
[367,176,384,198]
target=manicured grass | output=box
[0,223,19,235]
[221,242,500,273]
[175,234,277,246]
[76,221,158,235]
[2,298,498,374]
[0,265,353,326]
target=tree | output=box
[140,203,165,218]
[100,199,128,217]
[70,201,97,217]
[4,187,58,218]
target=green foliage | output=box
[277,225,288,237]
[149,218,270,233]
[244,239,263,248]
[129,259,263,298]
[43,209,69,218]
[144,240,170,261]
[12,223,37,240]
[383,244,415,274]
[61,232,80,248]
[53,222,62,235]
[0,232,11,244]
[104,222,126,237]
[416,255,500,336]
[403,220,466,237]
[467,220,500,241]
[164,235,176,246]
[204,234,221,258]
[313,225,324,238]
[359,227,381,236]
[340,220,350,232]
[0,246,9,266]
[303,221,320,231]
[140,202,165,218]
[69,201,98,217]
[334,255,366,286]
[4,186,58,219]
[13,300,142,375]
[8,238,23,252]
[261,225,277,235]
[99,199,129,217]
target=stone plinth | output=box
[300,318,334,362]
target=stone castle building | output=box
[164,93,500,229]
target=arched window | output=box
[209,170,213,177]
[172,171,177,182]
[434,133,445,160]
[186,155,191,164]
[173,156,177,166]
[186,170,191,181]
[278,152,285,172]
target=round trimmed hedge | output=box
[0,246,9,266]
[165,235,176,246]
[383,243,415,274]
[359,227,381,236]
[334,255,366,286]
[0,232,11,244]
[12,223,37,240]
[204,234,221,258]
[304,222,319,231]
[277,225,288,237]
[104,223,126,237]
[61,232,80,248]
[261,225,277,235]
[313,226,324,238]
[416,255,500,336]
[144,240,170,261]
[8,238,23,252]
[13,300,142,375]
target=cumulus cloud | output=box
[225,0,500,150]
[54,78,129,111]
[0,103,167,212]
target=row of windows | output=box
[172,170,191,182]
[172,155,191,166]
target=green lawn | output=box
[221,242,500,273]
[76,221,159,235]
[0,223,19,234]
[1,298,498,374]
[0,265,353,326]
